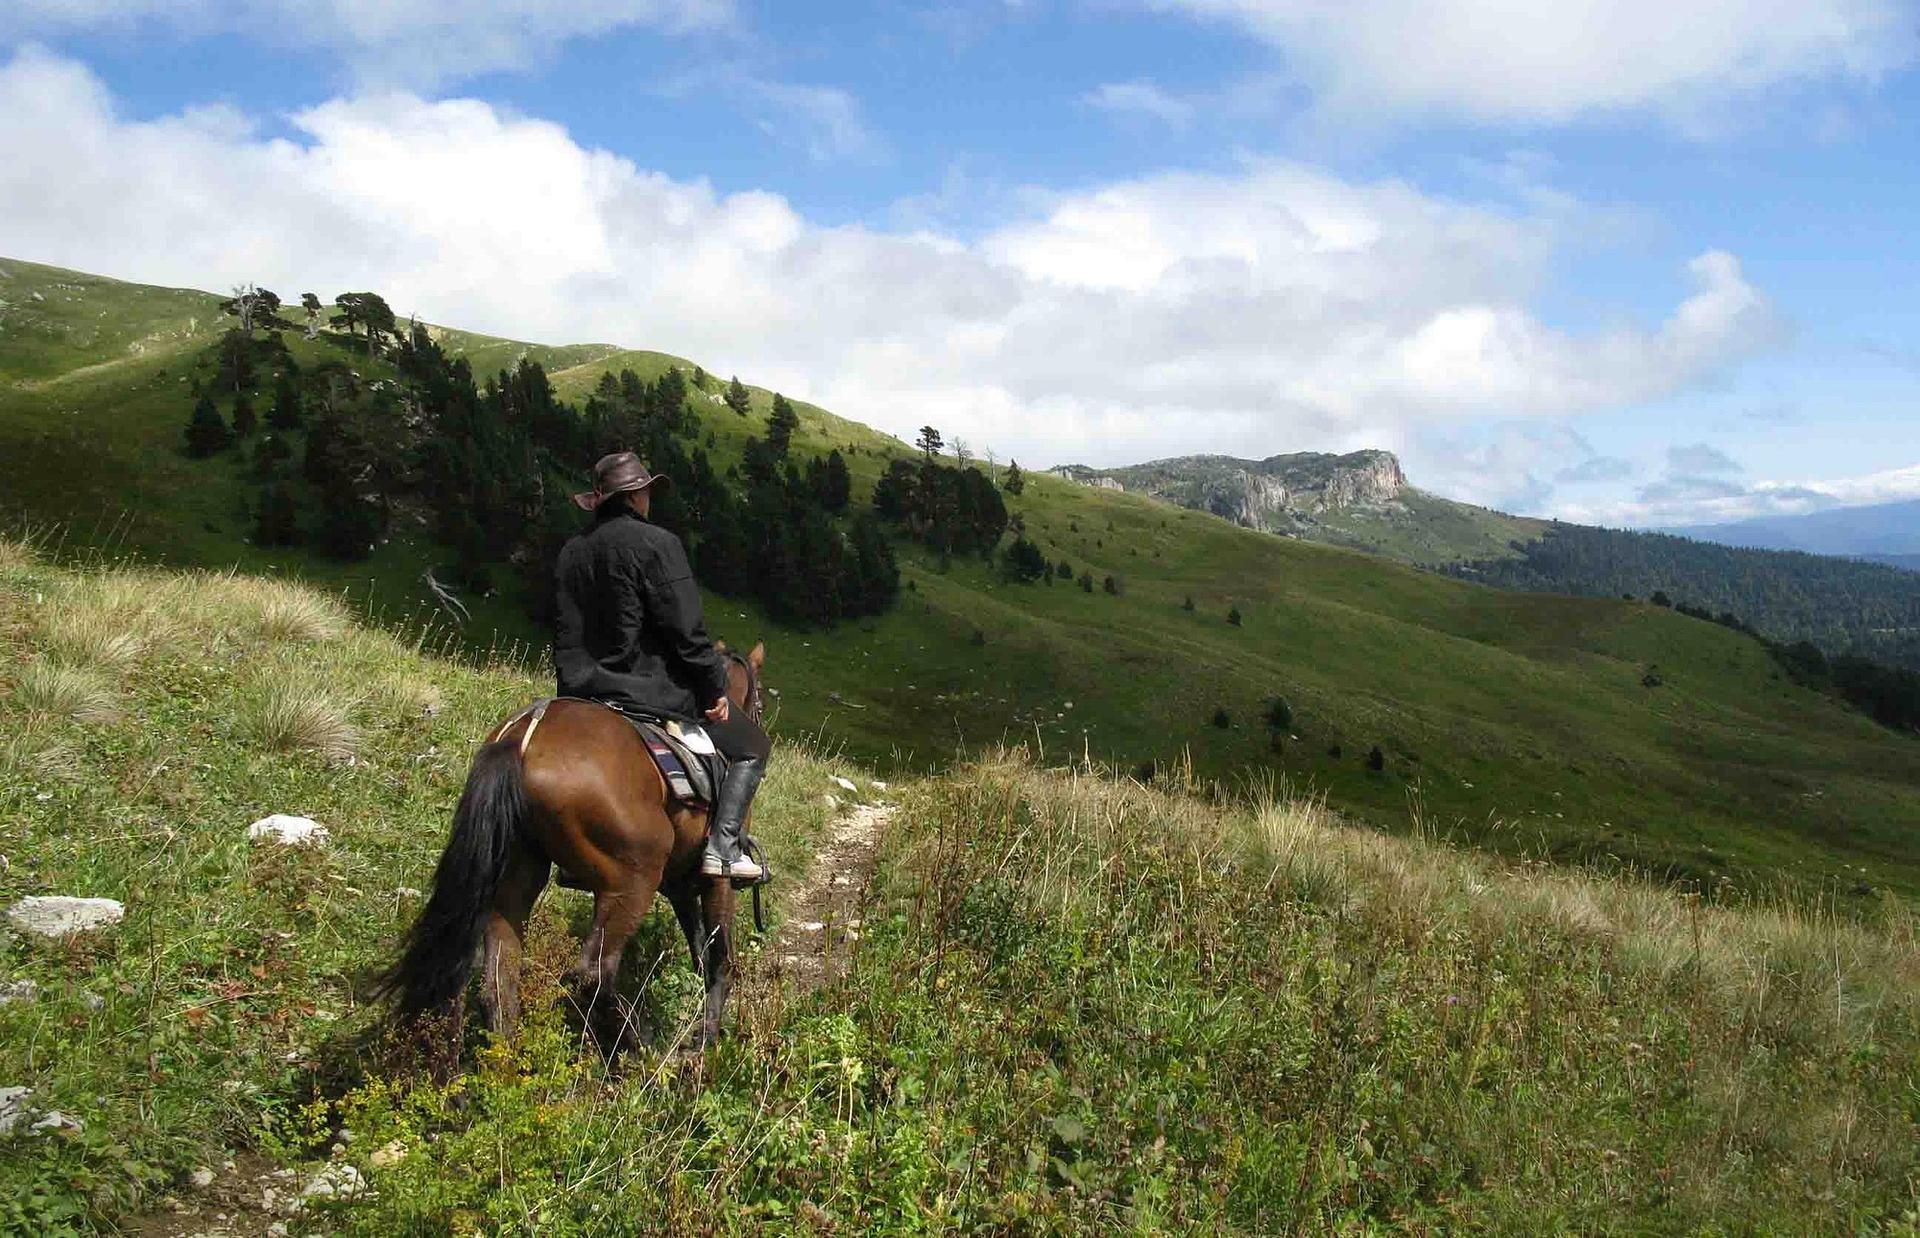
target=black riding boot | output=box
[702,755,766,879]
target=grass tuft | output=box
[39,606,149,667]
[0,731,81,783]
[247,581,349,645]
[237,677,358,760]
[10,659,119,723]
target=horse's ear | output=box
[748,640,766,670]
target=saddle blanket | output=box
[632,717,726,806]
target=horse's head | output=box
[717,640,767,723]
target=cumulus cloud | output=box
[1556,455,1635,484]
[1,0,731,85]
[1667,441,1743,474]
[1146,0,1917,126]
[1559,461,1920,527]
[0,48,1786,470]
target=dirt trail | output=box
[754,799,893,991]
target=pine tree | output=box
[230,391,257,438]
[767,393,800,458]
[1004,459,1025,495]
[1002,536,1047,583]
[1227,605,1243,627]
[252,432,291,479]
[267,370,303,430]
[1103,574,1121,596]
[184,394,231,457]
[1079,571,1094,593]
[819,449,851,512]
[916,426,943,458]
[1182,594,1195,612]
[254,484,299,546]
[725,376,752,417]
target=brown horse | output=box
[379,642,767,1051]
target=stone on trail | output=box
[832,776,859,794]
[189,1167,216,1189]
[6,895,125,938]
[0,979,39,1006]
[302,1162,369,1202]
[248,814,330,847]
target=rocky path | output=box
[754,798,894,992]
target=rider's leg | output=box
[701,711,771,879]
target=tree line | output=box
[1446,524,1920,673]
[180,295,898,630]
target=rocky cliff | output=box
[1052,450,1407,533]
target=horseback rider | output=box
[553,451,768,881]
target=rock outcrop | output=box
[1054,450,1407,534]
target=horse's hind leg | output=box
[693,881,738,1050]
[479,849,548,1038]
[575,875,659,1052]
[668,886,704,971]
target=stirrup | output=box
[701,849,764,882]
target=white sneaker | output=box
[701,849,763,881]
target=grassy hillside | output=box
[5,258,1920,906]
[2,547,1915,1231]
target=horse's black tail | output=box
[377,738,527,1018]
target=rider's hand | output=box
[705,696,730,723]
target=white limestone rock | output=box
[6,896,125,938]
[248,815,330,847]
[0,979,39,1005]
[0,1086,30,1136]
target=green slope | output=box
[4,257,1918,901]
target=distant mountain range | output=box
[1665,499,1920,560]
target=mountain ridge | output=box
[1051,448,1548,565]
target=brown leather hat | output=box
[571,451,670,511]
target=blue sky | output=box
[3,0,1917,525]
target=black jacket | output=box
[553,506,729,722]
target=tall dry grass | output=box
[236,674,359,760]
[10,659,119,723]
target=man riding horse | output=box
[554,451,768,881]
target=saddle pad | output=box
[634,719,723,805]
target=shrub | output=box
[1227,605,1242,627]
[1366,745,1385,772]
[1102,574,1121,596]
[1212,706,1231,729]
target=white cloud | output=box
[1667,442,1744,475]
[1,0,732,85]
[1083,80,1198,126]
[1557,461,1920,527]
[1147,0,1917,126]
[0,48,1786,473]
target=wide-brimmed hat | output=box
[571,451,670,511]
